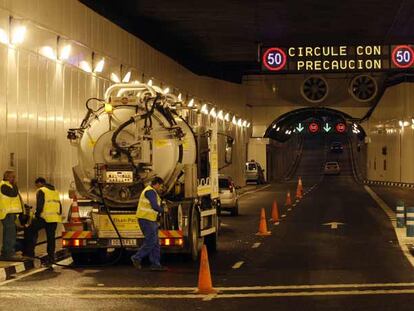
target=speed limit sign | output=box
[262,47,287,71]
[392,45,414,69]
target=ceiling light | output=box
[11,25,26,45]
[224,113,230,122]
[148,79,153,86]
[59,44,71,60]
[272,124,276,129]
[111,73,121,83]
[247,122,251,128]
[399,120,404,127]
[217,110,224,120]
[210,107,217,118]
[201,104,209,115]
[40,46,56,60]
[163,87,170,94]
[243,120,247,127]
[79,61,92,73]
[122,71,131,83]
[94,58,105,73]
[232,116,237,125]
[276,127,280,131]
[188,98,195,107]
[237,118,242,127]
[0,28,8,44]
[178,93,182,101]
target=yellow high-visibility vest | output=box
[0,181,23,220]
[136,185,161,221]
[38,187,62,223]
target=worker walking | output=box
[131,177,167,271]
[26,177,62,267]
[0,170,24,260]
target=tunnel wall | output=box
[0,0,250,209]
[364,82,414,183]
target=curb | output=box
[364,180,414,189]
[0,248,69,282]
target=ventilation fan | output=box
[300,76,328,103]
[349,75,378,102]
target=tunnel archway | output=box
[264,107,366,142]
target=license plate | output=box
[110,239,137,247]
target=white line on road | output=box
[252,242,261,248]
[232,261,244,269]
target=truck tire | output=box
[205,214,218,253]
[188,208,203,261]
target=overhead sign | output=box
[323,123,332,133]
[308,122,319,133]
[296,123,304,132]
[261,45,414,73]
[336,122,347,133]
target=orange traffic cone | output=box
[271,199,280,225]
[256,208,271,236]
[66,195,83,231]
[296,177,303,199]
[285,191,292,207]
[197,245,217,294]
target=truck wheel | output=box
[231,201,239,216]
[205,214,218,253]
[71,252,91,265]
[188,209,203,261]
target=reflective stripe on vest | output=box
[0,181,23,220]
[136,185,161,221]
[39,187,62,223]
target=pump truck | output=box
[64,82,222,264]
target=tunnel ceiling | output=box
[81,0,414,83]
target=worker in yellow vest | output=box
[131,177,167,271]
[26,177,62,267]
[0,170,24,260]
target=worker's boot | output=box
[131,257,142,269]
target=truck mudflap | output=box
[62,230,185,249]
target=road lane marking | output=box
[252,242,261,248]
[232,261,244,269]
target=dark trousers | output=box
[131,219,160,266]
[25,218,57,259]
[1,214,16,257]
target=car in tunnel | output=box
[218,175,239,216]
[324,161,341,175]
[330,141,344,153]
[245,160,266,184]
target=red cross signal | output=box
[308,122,319,133]
[336,122,346,133]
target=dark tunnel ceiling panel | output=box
[81,0,414,82]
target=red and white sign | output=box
[335,122,346,133]
[308,122,319,133]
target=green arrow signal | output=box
[296,123,304,132]
[323,123,332,132]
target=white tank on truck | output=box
[64,82,223,264]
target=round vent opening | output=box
[349,75,378,102]
[300,76,329,103]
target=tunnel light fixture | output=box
[104,103,113,114]
[276,127,280,131]
[224,113,230,122]
[148,79,153,86]
[40,46,56,60]
[412,118,414,125]
[188,98,195,107]
[210,107,217,118]
[59,44,71,60]
[242,120,247,127]
[94,58,105,73]
[247,122,251,128]
[111,73,121,83]
[163,87,170,94]
[237,118,242,127]
[232,116,237,125]
[217,110,224,120]
[177,93,182,101]
[0,28,8,44]
[79,61,92,73]
[201,104,209,115]
[11,25,26,45]
[404,121,410,127]
[122,71,131,83]
[272,124,276,129]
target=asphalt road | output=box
[1,136,414,310]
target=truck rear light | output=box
[165,238,171,246]
[62,239,85,247]
[175,238,183,246]
[160,238,184,247]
